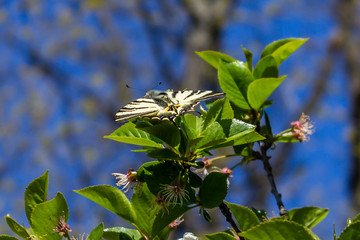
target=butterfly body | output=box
[114,90,224,122]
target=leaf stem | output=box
[218,201,245,240]
[258,141,288,217]
[208,154,240,163]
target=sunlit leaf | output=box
[104,122,164,148]
[260,38,308,65]
[218,60,253,109]
[30,192,68,240]
[4,216,31,239]
[24,171,49,225]
[239,220,318,240]
[74,185,136,225]
[338,221,360,240]
[253,55,278,79]
[205,232,238,240]
[88,223,104,240]
[247,76,286,110]
[196,51,237,69]
[242,46,253,71]
[288,207,329,229]
[103,227,143,240]
[225,202,260,231]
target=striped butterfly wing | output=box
[114,97,166,122]
[172,90,225,112]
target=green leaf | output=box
[104,122,164,148]
[74,185,136,225]
[242,46,253,71]
[188,171,203,188]
[0,236,20,240]
[260,38,308,65]
[103,227,143,240]
[247,76,286,110]
[199,172,228,208]
[253,55,278,79]
[4,216,31,239]
[338,221,360,240]
[195,119,264,152]
[181,114,203,140]
[137,161,179,196]
[130,183,191,239]
[24,171,49,225]
[205,232,238,240]
[239,220,317,240]
[196,51,237,69]
[288,207,329,229]
[218,60,253,109]
[30,192,68,240]
[203,98,234,130]
[88,223,104,240]
[225,202,260,231]
[136,119,181,150]
[151,205,192,237]
[146,148,182,160]
[353,213,360,222]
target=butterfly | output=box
[114,90,225,122]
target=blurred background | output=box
[0,0,359,239]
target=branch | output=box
[259,141,288,216]
[219,201,245,240]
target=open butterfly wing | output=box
[114,97,163,122]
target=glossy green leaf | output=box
[247,76,286,110]
[74,185,136,225]
[205,232,238,240]
[218,60,253,109]
[242,46,253,71]
[181,114,203,140]
[225,202,260,231]
[88,223,104,240]
[239,220,317,240]
[30,192,68,240]
[136,119,181,149]
[103,227,143,240]
[196,51,237,69]
[199,172,228,208]
[253,55,278,79]
[24,171,49,225]
[4,216,31,239]
[288,207,329,229]
[260,38,308,65]
[195,119,264,152]
[338,221,360,240]
[0,236,19,240]
[104,122,164,148]
[203,98,234,130]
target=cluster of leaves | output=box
[0,171,103,240]
[2,38,359,240]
